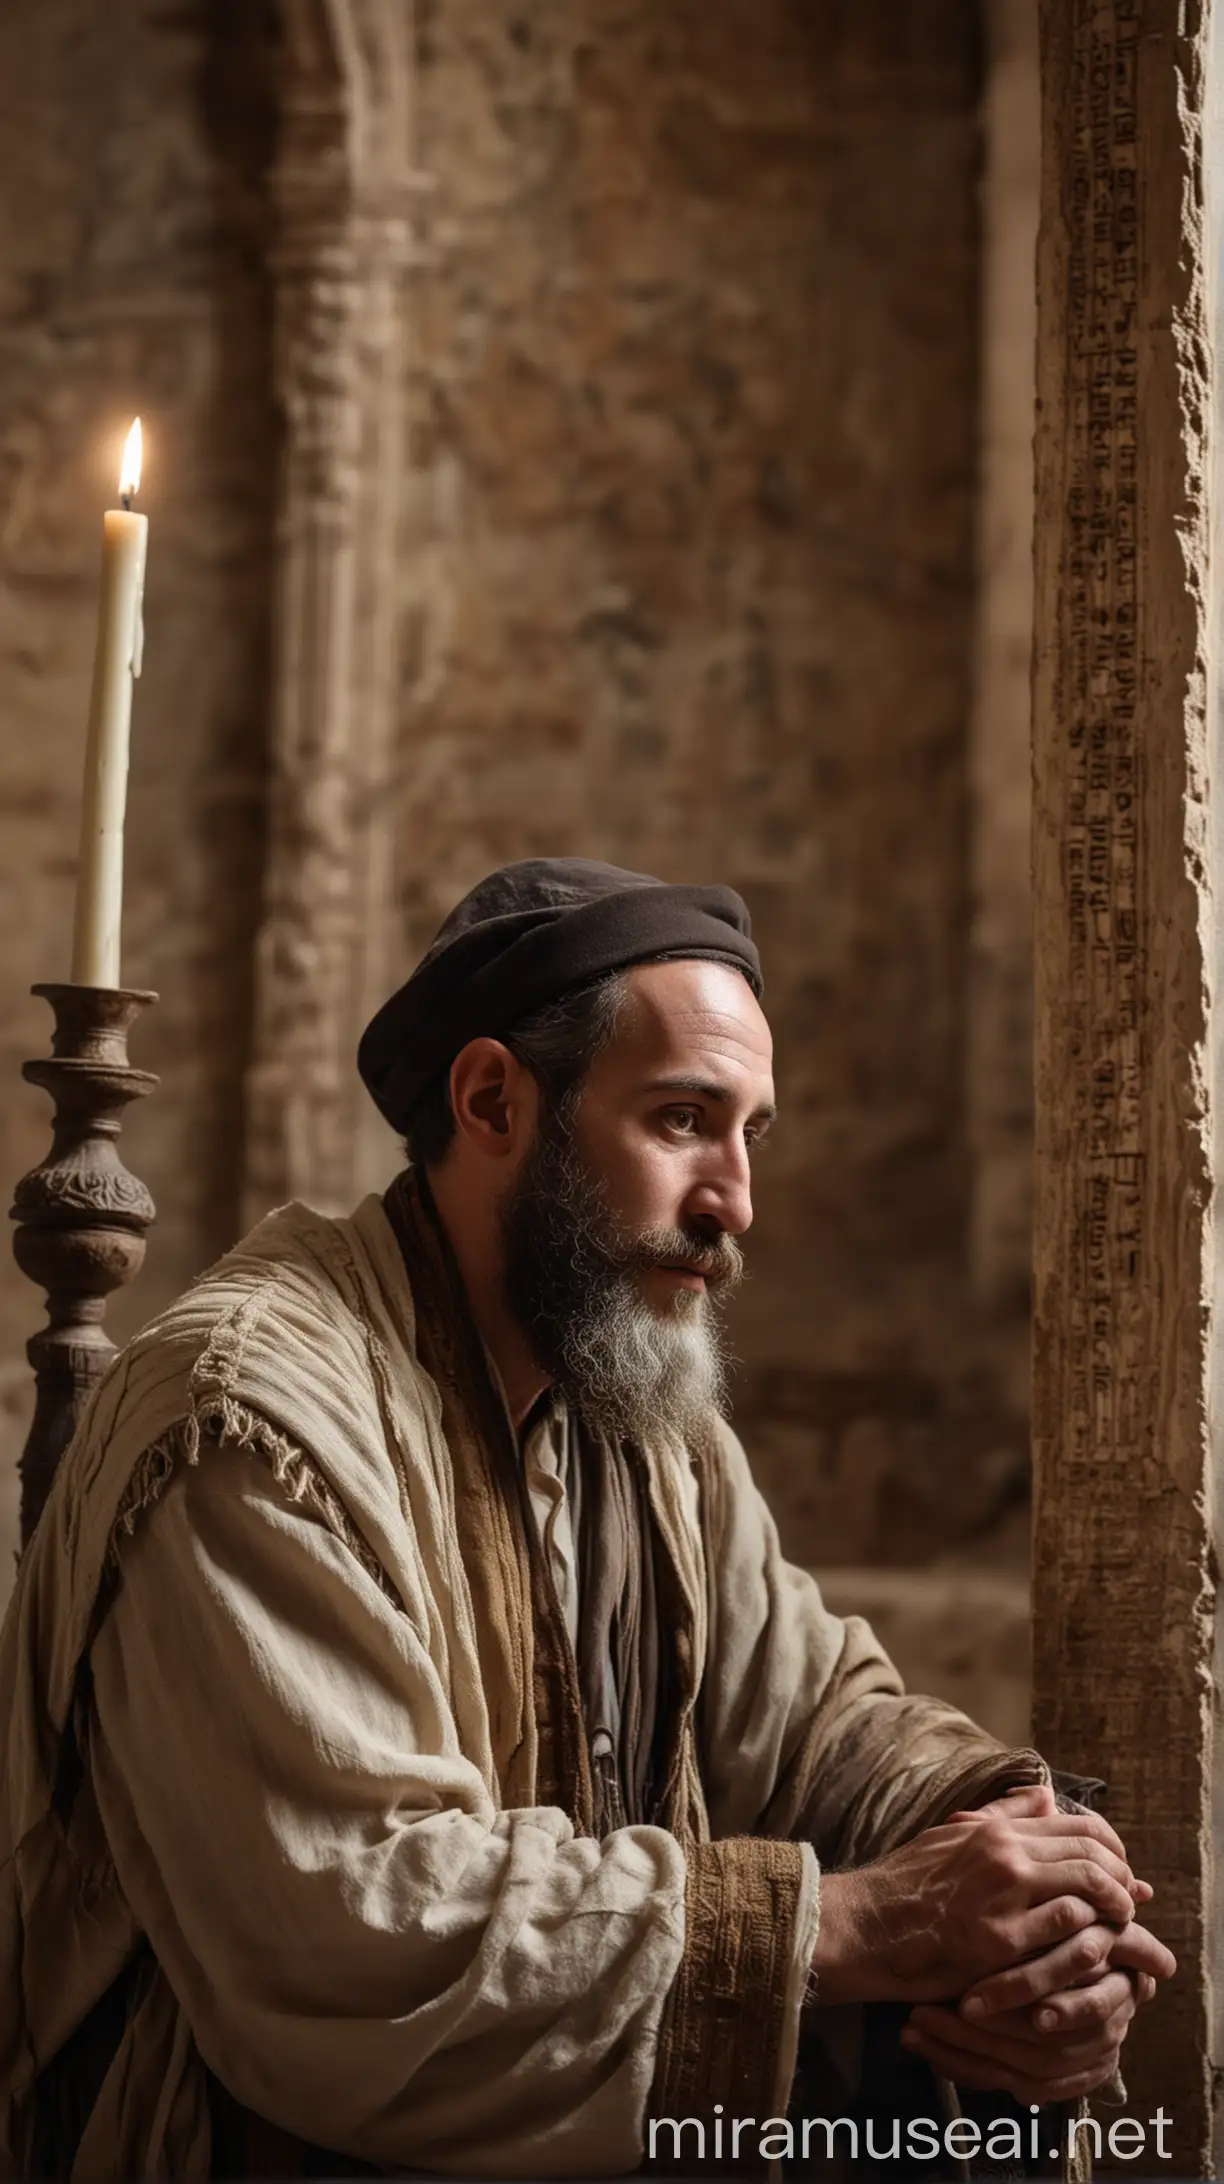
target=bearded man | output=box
[0,860,1173,2180]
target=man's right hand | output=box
[810,1802,1149,2009]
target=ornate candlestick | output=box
[10,984,157,1544]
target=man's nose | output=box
[685,1148,754,1240]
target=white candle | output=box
[70,417,148,988]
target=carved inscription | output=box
[1066,0,1145,1485]
[1061,0,1146,1487]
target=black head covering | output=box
[358,856,761,1133]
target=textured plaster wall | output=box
[398,0,1020,1564]
[0,0,276,1571]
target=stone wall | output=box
[0,0,1036,1593]
[398,0,1021,1564]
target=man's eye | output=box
[663,1107,701,1135]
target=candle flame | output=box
[118,417,143,501]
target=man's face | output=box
[567,956,775,1275]
[499,960,775,1442]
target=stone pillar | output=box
[1032,0,1219,2165]
[243,0,415,1224]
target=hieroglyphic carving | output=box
[1032,0,1215,2161]
[1058,0,1144,1489]
[243,0,417,1222]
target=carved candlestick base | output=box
[10,984,157,1544]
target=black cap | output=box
[358,856,762,1133]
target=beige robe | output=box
[0,1188,1043,2180]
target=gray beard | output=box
[498,1113,741,1447]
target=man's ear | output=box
[448,1039,539,1159]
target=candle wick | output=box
[121,491,133,512]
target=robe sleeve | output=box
[694,1417,1047,1867]
[86,1435,807,2178]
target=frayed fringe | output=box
[107,1397,398,1605]
[111,1434,184,1547]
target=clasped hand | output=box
[812,1783,1176,2103]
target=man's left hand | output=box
[901,1968,1143,2102]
